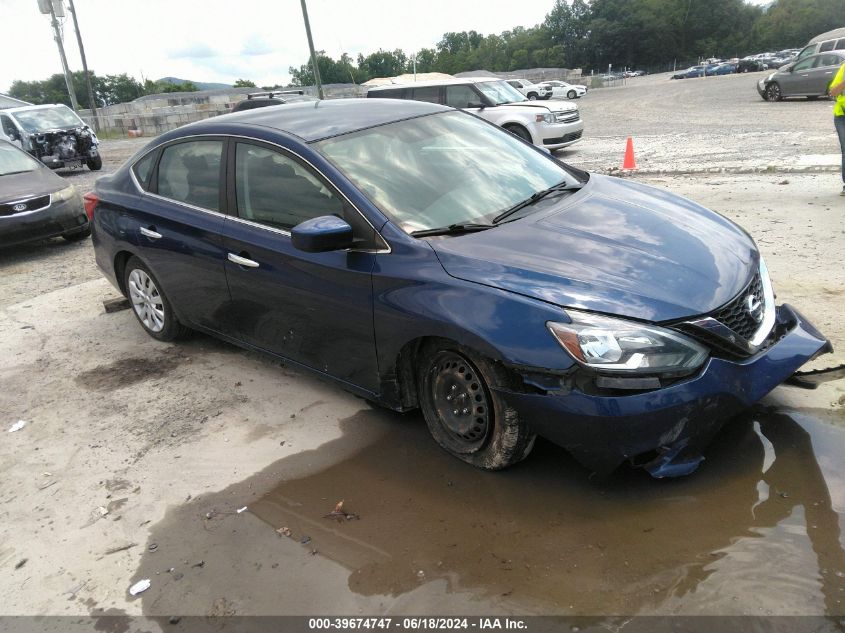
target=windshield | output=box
[13,106,84,133]
[475,81,527,105]
[0,142,41,176]
[315,111,575,234]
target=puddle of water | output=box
[248,407,845,615]
[131,406,845,616]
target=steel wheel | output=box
[428,351,492,452]
[128,268,165,333]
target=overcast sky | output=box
[1,0,773,93]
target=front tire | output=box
[123,256,189,341]
[503,124,532,143]
[87,154,102,171]
[567,90,576,99]
[417,344,536,470]
[765,83,782,102]
[62,226,91,242]
[527,93,538,100]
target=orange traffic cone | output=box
[622,137,637,170]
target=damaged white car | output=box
[0,104,102,171]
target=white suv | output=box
[506,79,553,100]
[366,77,584,151]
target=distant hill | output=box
[156,77,232,91]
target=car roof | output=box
[189,98,451,142]
[367,76,502,90]
[4,103,73,114]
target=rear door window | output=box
[412,86,441,103]
[155,140,224,212]
[445,85,480,108]
[836,39,845,51]
[820,40,836,52]
[818,54,844,68]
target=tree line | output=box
[7,74,260,110]
[8,0,844,107]
[289,0,845,84]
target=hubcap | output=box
[128,269,165,333]
[430,352,490,450]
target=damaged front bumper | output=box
[496,304,832,478]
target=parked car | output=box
[0,140,89,247]
[708,63,737,75]
[231,90,316,113]
[757,51,845,101]
[505,79,552,101]
[738,59,767,73]
[671,66,705,79]
[538,80,588,99]
[367,77,583,150]
[89,99,839,478]
[0,104,102,171]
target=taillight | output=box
[83,192,99,220]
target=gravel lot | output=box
[1,72,844,622]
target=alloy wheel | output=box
[128,269,165,333]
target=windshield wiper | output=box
[493,181,582,224]
[410,222,495,238]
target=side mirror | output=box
[291,215,353,253]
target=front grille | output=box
[555,111,580,124]
[544,130,583,145]
[713,273,764,342]
[0,194,51,217]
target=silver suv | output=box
[367,77,583,150]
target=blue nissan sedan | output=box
[90,99,837,477]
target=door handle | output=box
[228,252,260,268]
[140,226,162,239]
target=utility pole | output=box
[299,0,324,99]
[67,0,99,130]
[46,0,80,111]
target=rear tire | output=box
[503,124,532,143]
[123,256,189,342]
[87,155,102,171]
[417,342,536,470]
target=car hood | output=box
[498,101,577,114]
[0,167,66,202]
[428,175,758,323]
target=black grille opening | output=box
[712,273,764,342]
[0,194,50,217]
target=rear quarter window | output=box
[369,88,408,99]
[132,151,157,190]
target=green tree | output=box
[233,78,256,87]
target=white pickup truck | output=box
[367,77,584,150]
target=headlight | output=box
[535,113,556,124]
[52,185,77,202]
[547,311,709,374]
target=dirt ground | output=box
[1,71,844,625]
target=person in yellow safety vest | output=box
[828,61,845,195]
